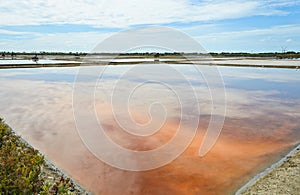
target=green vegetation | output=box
[0,118,73,194]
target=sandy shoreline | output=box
[237,143,300,194]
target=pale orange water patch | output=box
[134,126,297,195]
[4,96,298,194]
[95,101,180,151]
[56,108,298,195]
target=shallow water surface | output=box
[0,64,299,194]
[0,59,79,65]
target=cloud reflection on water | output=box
[0,64,299,194]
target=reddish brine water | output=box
[0,64,299,194]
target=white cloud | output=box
[1,0,299,52]
[1,24,300,52]
[0,26,207,52]
[194,24,300,52]
[0,31,112,52]
[195,24,300,38]
[0,29,31,35]
[0,0,297,27]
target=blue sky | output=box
[0,0,299,53]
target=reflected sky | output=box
[0,64,300,194]
[0,59,80,65]
[220,67,300,99]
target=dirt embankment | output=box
[239,145,300,194]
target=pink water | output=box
[0,65,299,194]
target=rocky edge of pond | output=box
[237,143,300,194]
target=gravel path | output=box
[238,145,300,194]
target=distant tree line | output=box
[0,51,87,56]
[209,51,300,59]
[1,51,300,59]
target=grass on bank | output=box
[0,118,73,194]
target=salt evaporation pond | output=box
[0,59,80,65]
[0,63,300,194]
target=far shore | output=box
[0,55,299,69]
